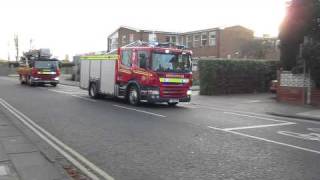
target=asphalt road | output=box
[0,76,320,180]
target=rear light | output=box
[56,69,61,76]
[31,68,38,76]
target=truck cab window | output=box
[137,51,149,69]
[121,50,131,67]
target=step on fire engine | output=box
[80,41,193,106]
[17,49,60,86]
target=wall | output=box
[220,26,254,58]
[311,89,320,106]
[277,72,311,105]
[0,63,17,76]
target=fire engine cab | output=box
[80,41,193,106]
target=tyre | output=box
[128,86,140,106]
[19,75,25,85]
[27,76,35,86]
[89,83,99,99]
[51,83,57,87]
[168,102,178,106]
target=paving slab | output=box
[10,152,63,180]
[1,136,38,154]
[0,126,22,138]
[0,143,9,162]
[0,162,20,180]
[297,110,320,120]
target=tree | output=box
[279,0,314,70]
[279,0,320,87]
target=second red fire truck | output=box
[79,41,193,106]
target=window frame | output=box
[201,32,207,47]
[209,31,217,46]
[193,34,200,48]
[121,49,132,67]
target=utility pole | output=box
[30,39,33,50]
[14,34,19,62]
[7,41,11,61]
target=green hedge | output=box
[199,59,278,95]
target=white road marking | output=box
[0,98,114,180]
[278,131,320,141]
[71,95,97,102]
[208,126,320,155]
[46,89,96,102]
[113,105,166,118]
[222,122,296,131]
[223,112,289,123]
[308,128,320,133]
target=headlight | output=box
[187,90,192,95]
[54,77,59,81]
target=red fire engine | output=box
[17,49,60,86]
[80,41,193,106]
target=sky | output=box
[0,0,288,61]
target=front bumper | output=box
[31,77,59,84]
[145,95,191,103]
[140,86,191,103]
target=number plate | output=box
[169,99,179,103]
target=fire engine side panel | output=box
[80,60,90,89]
[100,60,116,95]
[89,60,101,80]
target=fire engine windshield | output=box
[151,53,191,73]
[35,61,59,70]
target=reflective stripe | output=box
[38,72,56,75]
[159,78,189,83]
[80,55,118,60]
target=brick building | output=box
[107,26,278,60]
[107,26,252,58]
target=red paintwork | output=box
[116,46,192,99]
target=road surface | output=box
[0,76,319,180]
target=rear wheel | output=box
[89,83,99,99]
[128,86,140,106]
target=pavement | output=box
[1,75,320,180]
[0,103,69,179]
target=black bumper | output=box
[143,95,191,103]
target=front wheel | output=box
[128,86,140,106]
[89,83,99,99]
[19,75,25,84]
[168,102,178,106]
[51,83,57,87]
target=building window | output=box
[110,32,119,50]
[171,36,176,44]
[193,34,200,48]
[187,35,193,48]
[165,36,170,43]
[129,34,134,43]
[121,50,131,67]
[201,33,207,47]
[209,31,216,46]
[122,35,126,45]
[148,33,157,42]
[180,36,185,46]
